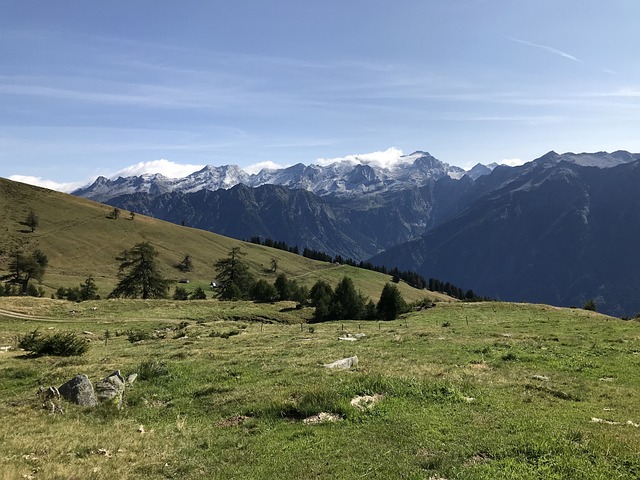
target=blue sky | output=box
[2,1,639,191]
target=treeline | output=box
[249,236,299,255]
[250,237,487,302]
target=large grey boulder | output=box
[95,370,126,408]
[58,374,97,407]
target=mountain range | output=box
[73,150,640,316]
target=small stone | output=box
[531,375,549,381]
[126,373,138,385]
[137,425,146,434]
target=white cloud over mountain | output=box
[316,147,410,169]
[112,159,205,179]
[8,175,84,193]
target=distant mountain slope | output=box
[0,177,438,304]
[371,157,640,316]
[105,178,475,260]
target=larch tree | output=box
[109,242,169,299]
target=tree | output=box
[24,209,39,232]
[213,247,255,299]
[173,286,190,300]
[109,242,169,299]
[110,207,121,220]
[176,254,193,273]
[376,283,408,320]
[189,286,207,300]
[584,299,597,312]
[79,275,100,300]
[310,280,333,322]
[2,249,48,295]
[330,276,366,320]
[250,279,278,303]
[270,258,278,274]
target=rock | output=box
[0,346,12,352]
[531,375,549,381]
[323,355,358,369]
[37,386,60,400]
[95,370,126,408]
[58,374,97,407]
[126,373,138,385]
[350,394,383,410]
[354,333,366,339]
[338,336,358,342]
[302,412,342,425]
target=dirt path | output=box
[0,308,50,321]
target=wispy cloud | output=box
[244,161,287,174]
[112,159,205,178]
[316,147,409,169]
[8,175,85,193]
[510,37,582,63]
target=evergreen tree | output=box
[331,276,366,320]
[250,279,278,303]
[109,242,169,299]
[2,249,48,295]
[376,283,408,320]
[176,254,193,272]
[189,286,207,300]
[79,275,100,301]
[213,247,255,299]
[24,209,39,232]
[310,280,333,322]
[173,286,190,300]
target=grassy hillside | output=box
[0,178,449,304]
[1,298,639,479]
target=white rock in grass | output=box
[323,355,358,369]
[303,412,342,425]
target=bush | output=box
[126,329,152,343]
[18,329,89,357]
[583,299,597,312]
[189,287,207,300]
[173,286,189,300]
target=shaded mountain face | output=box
[371,158,640,317]
[107,180,474,260]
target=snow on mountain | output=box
[75,150,474,201]
[78,150,638,202]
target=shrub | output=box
[173,286,189,300]
[18,329,89,357]
[126,329,152,343]
[583,299,597,311]
[189,287,207,300]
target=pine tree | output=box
[109,242,169,299]
[376,283,408,320]
[213,247,255,299]
[24,209,39,232]
[2,249,48,294]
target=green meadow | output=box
[1,298,639,479]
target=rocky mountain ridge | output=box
[73,151,468,202]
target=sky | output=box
[1,0,640,192]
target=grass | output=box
[0,177,447,305]
[1,297,639,479]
